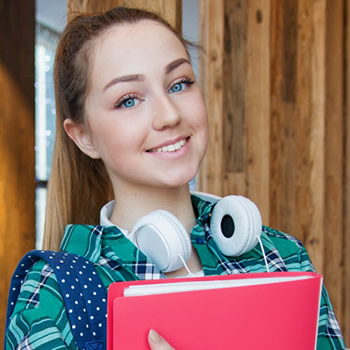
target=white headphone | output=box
[130,194,262,273]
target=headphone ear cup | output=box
[130,210,191,273]
[210,196,262,256]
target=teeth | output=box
[153,139,186,153]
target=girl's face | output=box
[81,20,208,191]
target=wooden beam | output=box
[270,0,298,234]
[0,0,35,343]
[198,0,270,224]
[269,0,327,273]
[244,0,271,224]
[324,0,345,332]
[198,0,224,195]
[344,0,350,344]
[222,0,247,175]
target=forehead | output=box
[89,20,188,85]
[98,19,185,50]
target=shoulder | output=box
[262,225,304,251]
[262,225,315,271]
[9,258,65,320]
[6,258,74,349]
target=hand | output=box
[148,329,175,350]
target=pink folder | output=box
[107,272,322,350]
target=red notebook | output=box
[107,272,322,350]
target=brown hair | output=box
[43,7,195,250]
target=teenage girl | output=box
[5,7,345,350]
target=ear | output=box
[63,119,100,159]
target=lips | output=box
[147,137,189,153]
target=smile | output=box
[148,138,187,153]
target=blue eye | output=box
[169,78,195,94]
[115,94,141,109]
[170,82,184,93]
[122,98,136,108]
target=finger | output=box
[148,329,175,350]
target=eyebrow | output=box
[103,58,191,92]
[164,58,191,74]
[104,74,144,91]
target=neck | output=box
[110,184,196,233]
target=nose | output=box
[152,93,181,131]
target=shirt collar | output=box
[100,200,115,226]
[100,200,131,239]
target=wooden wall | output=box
[198,0,349,344]
[0,0,35,343]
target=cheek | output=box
[194,100,209,152]
[90,116,149,157]
[190,90,207,120]
[190,95,208,133]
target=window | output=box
[35,23,59,248]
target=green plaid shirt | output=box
[6,195,346,349]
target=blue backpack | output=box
[6,250,107,350]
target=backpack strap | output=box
[6,250,107,350]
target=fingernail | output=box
[149,329,162,343]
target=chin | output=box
[157,169,198,189]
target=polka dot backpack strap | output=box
[6,250,107,350]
